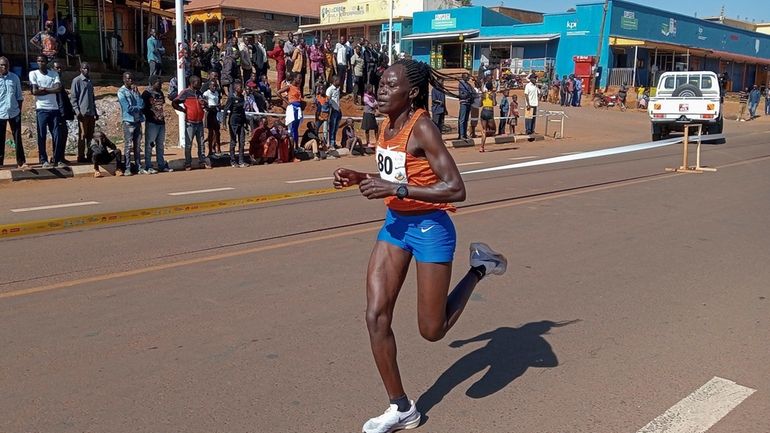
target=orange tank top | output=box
[376,109,456,213]
[288,85,302,103]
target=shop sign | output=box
[620,11,638,31]
[661,18,677,37]
[431,13,457,30]
[697,27,707,41]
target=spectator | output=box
[0,57,27,169]
[109,31,124,70]
[208,36,222,74]
[70,62,97,164]
[90,131,124,178]
[617,82,628,110]
[457,72,473,140]
[278,74,304,148]
[350,45,365,105]
[51,61,75,164]
[498,89,509,136]
[248,117,273,163]
[239,36,253,86]
[141,75,169,173]
[559,75,568,106]
[572,75,583,107]
[469,78,481,139]
[748,85,761,119]
[341,118,363,154]
[258,74,272,101]
[363,40,379,88]
[291,39,308,96]
[765,85,770,116]
[223,81,248,167]
[30,21,59,61]
[29,55,63,168]
[220,46,237,96]
[737,88,749,121]
[323,35,335,83]
[117,71,145,175]
[325,76,342,149]
[252,35,268,79]
[270,121,293,163]
[334,36,349,94]
[309,38,325,91]
[524,74,539,135]
[173,75,210,170]
[246,71,259,90]
[300,121,324,161]
[431,77,446,133]
[147,28,163,77]
[268,40,287,90]
[565,74,575,107]
[191,34,205,78]
[202,80,222,155]
[508,94,520,135]
[479,81,496,153]
[362,84,378,147]
[314,83,330,145]
[284,33,295,72]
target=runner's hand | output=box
[359,177,396,200]
[333,168,366,188]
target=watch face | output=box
[397,185,407,199]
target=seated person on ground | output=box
[90,131,124,178]
[341,118,364,154]
[300,121,325,161]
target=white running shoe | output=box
[469,242,508,276]
[362,401,421,433]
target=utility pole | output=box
[592,0,610,94]
[175,0,186,147]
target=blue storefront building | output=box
[407,1,770,91]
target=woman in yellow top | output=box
[479,81,497,152]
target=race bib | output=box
[376,146,408,184]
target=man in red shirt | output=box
[173,76,211,170]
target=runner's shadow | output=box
[416,320,579,417]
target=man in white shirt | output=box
[523,74,540,135]
[29,55,64,168]
[325,76,342,149]
[334,36,349,94]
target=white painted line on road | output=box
[462,136,688,175]
[286,176,334,184]
[636,376,755,433]
[11,201,100,213]
[456,162,482,167]
[508,156,537,161]
[168,187,235,196]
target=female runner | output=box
[333,59,507,433]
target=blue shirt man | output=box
[748,85,761,118]
[147,29,163,77]
[0,56,27,168]
[117,72,145,175]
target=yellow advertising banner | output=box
[320,0,424,25]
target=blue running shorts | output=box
[377,208,457,263]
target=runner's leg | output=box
[415,262,481,342]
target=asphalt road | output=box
[1,113,769,433]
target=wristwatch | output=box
[396,185,409,200]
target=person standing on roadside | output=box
[29,55,63,168]
[748,85,761,119]
[326,76,342,149]
[223,80,248,167]
[524,74,539,135]
[142,75,171,173]
[351,45,366,105]
[0,57,27,169]
[30,21,59,61]
[457,73,473,140]
[334,36,349,94]
[52,61,75,165]
[764,85,770,116]
[173,75,210,170]
[309,38,324,92]
[284,33,296,72]
[291,39,308,97]
[268,40,287,90]
[147,28,163,77]
[431,77,446,132]
[117,71,145,175]
[70,62,98,164]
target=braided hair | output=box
[393,59,461,111]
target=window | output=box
[701,76,713,89]
[664,76,674,89]
[264,13,274,20]
[292,16,298,23]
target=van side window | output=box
[689,75,700,87]
[664,76,674,88]
[676,75,687,88]
[701,76,713,89]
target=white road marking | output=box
[508,156,537,161]
[456,162,482,167]
[636,376,755,433]
[462,136,687,175]
[168,187,235,196]
[10,201,100,213]
[285,176,334,184]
